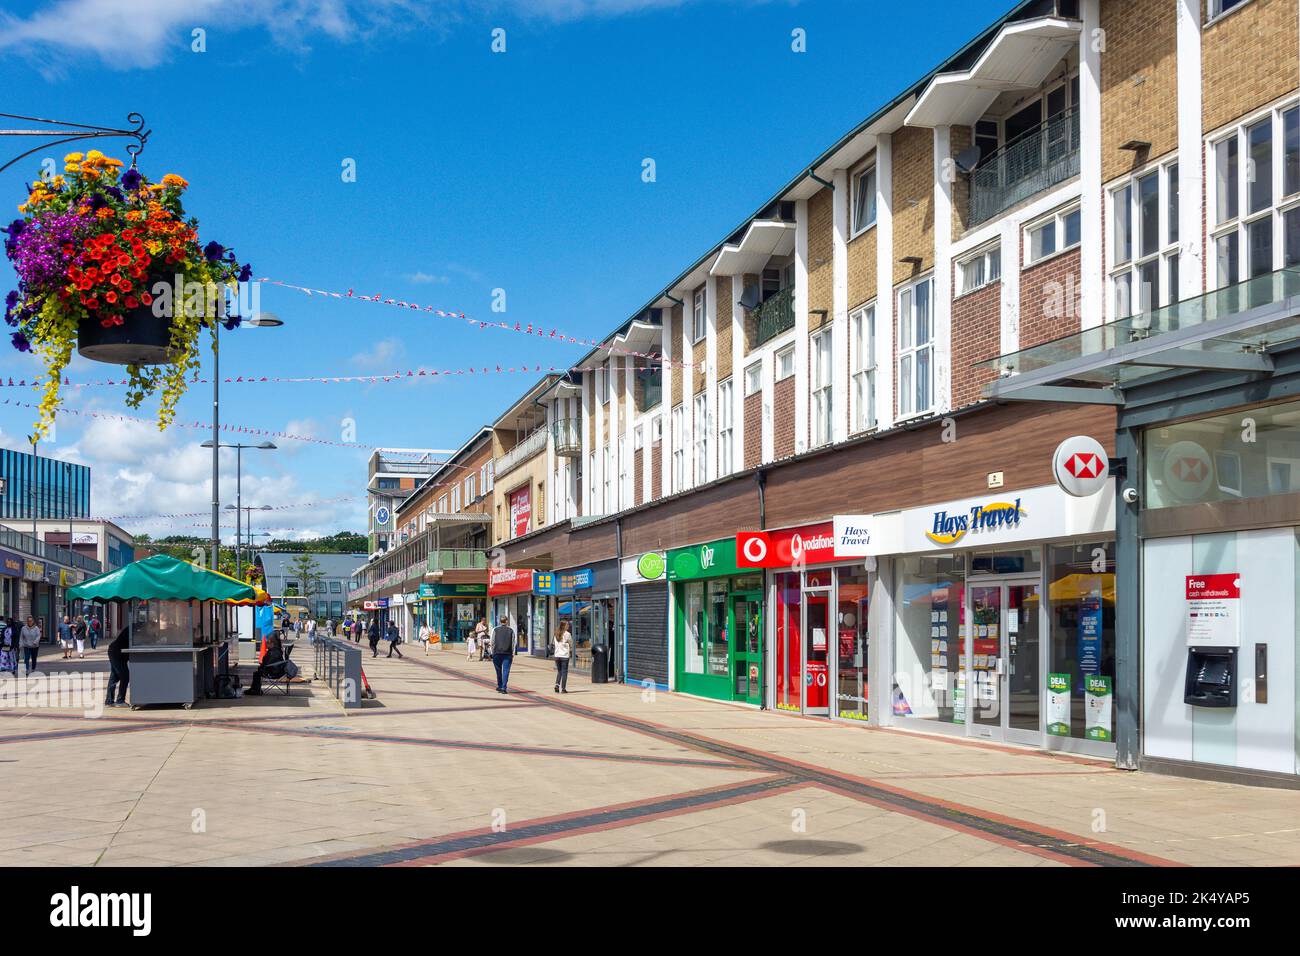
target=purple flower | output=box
[6,210,93,291]
[204,241,225,262]
[222,316,241,331]
[3,219,24,238]
[4,291,15,310]
[237,264,252,283]
[106,186,124,202]
[121,168,142,191]
[10,332,30,352]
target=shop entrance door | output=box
[802,587,831,716]
[731,593,763,706]
[966,577,1041,743]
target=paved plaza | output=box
[2,643,1299,867]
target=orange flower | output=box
[161,174,188,189]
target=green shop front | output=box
[420,582,487,643]
[668,538,763,704]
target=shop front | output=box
[737,523,872,721]
[536,563,619,678]
[668,538,763,704]
[877,484,1116,756]
[489,568,543,655]
[0,549,21,620]
[419,583,486,643]
[621,551,668,689]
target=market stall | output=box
[67,554,267,709]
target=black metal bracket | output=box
[1109,457,1129,481]
[0,111,150,175]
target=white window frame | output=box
[1206,0,1251,23]
[744,361,763,396]
[1208,100,1300,291]
[587,451,596,511]
[651,415,662,443]
[603,445,613,513]
[851,164,877,238]
[775,344,795,381]
[451,485,462,513]
[1023,202,1082,266]
[850,302,877,434]
[464,474,475,502]
[671,404,685,493]
[633,425,644,451]
[692,287,707,343]
[597,363,609,405]
[1109,159,1181,319]
[717,378,734,475]
[955,243,1001,296]
[810,328,832,448]
[693,392,708,485]
[896,275,935,420]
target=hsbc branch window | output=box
[1144,399,1300,509]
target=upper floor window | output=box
[956,244,1001,295]
[1210,103,1300,289]
[604,445,614,513]
[744,361,762,397]
[464,474,476,503]
[897,276,934,419]
[693,392,709,485]
[1111,160,1180,318]
[596,364,608,404]
[850,303,877,434]
[671,404,685,493]
[1025,203,1081,265]
[810,328,832,448]
[651,415,662,444]
[717,379,734,475]
[775,344,795,381]
[1208,0,1249,20]
[451,486,462,512]
[692,288,707,343]
[633,425,644,452]
[437,496,447,514]
[851,165,877,237]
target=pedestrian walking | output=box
[58,615,73,660]
[368,618,381,658]
[88,615,101,650]
[475,618,489,661]
[490,616,516,694]
[20,616,41,675]
[105,625,129,707]
[0,619,17,676]
[73,615,87,658]
[386,620,403,658]
[552,621,572,694]
[307,617,317,645]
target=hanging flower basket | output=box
[2,151,252,438]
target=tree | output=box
[287,553,326,616]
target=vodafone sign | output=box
[1052,435,1110,498]
[737,523,836,569]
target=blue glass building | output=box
[0,449,91,521]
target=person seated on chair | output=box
[246,634,292,695]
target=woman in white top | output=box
[553,621,573,694]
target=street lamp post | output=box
[223,502,272,579]
[209,443,276,578]
[205,311,282,572]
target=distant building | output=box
[0,448,90,521]
[255,552,368,620]
[366,449,445,555]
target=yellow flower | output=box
[161,174,189,189]
[103,157,123,168]
[85,149,105,161]
[51,175,65,188]
[63,152,84,163]
[95,207,112,219]
[64,163,81,174]
[17,203,27,213]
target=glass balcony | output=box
[552,418,582,457]
[428,549,488,572]
[494,428,547,478]
[969,106,1080,227]
[755,286,796,346]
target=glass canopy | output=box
[976,268,1300,399]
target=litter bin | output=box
[590,643,609,684]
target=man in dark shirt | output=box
[490,618,516,694]
[105,627,130,707]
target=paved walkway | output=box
[2,640,1299,866]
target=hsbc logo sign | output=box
[1052,436,1110,498]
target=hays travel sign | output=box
[926,499,1027,546]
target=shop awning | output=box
[977,269,1300,407]
[67,553,259,603]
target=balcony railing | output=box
[428,549,488,572]
[969,106,1080,227]
[0,525,101,574]
[493,428,547,479]
[754,287,796,346]
[552,418,581,457]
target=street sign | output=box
[1052,435,1110,498]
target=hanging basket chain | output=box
[0,111,149,174]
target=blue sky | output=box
[0,0,1009,541]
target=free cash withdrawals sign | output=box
[1185,574,1240,647]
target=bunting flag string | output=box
[0,361,664,391]
[100,495,360,522]
[0,398,478,472]
[257,277,691,368]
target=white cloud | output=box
[348,336,403,370]
[0,0,735,71]
[403,271,450,285]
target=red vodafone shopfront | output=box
[737,523,871,722]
